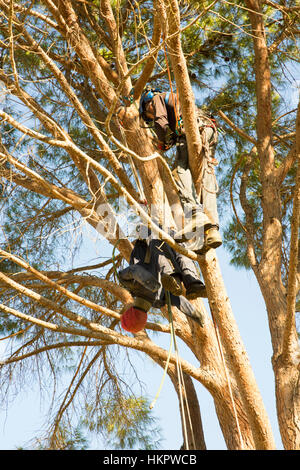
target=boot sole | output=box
[186,290,207,300]
[161,273,183,296]
[206,239,222,249]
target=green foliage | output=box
[86,395,163,450]
[21,423,90,450]
[49,425,89,450]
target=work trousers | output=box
[172,120,219,228]
[119,239,201,308]
[118,239,204,324]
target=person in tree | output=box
[119,237,205,333]
[139,86,222,254]
[119,86,222,334]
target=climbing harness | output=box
[149,321,174,410]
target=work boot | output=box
[118,265,160,292]
[161,273,183,296]
[205,226,222,249]
[172,295,205,327]
[185,281,207,300]
[194,225,222,255]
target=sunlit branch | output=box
[0,340,111,365]
[0,249,123,319]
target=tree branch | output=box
[0,340,111,365]
[217,110,257,145]
[162,0,204,192]
[50,344,104,449]
[0,249,124,319]
[132,4,162,100]
[1,271,131,304]
[98,0,132,96]
[0,0,139,200]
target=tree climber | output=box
[119,238,205,333]
[139,86,222,255]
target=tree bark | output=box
[199,250,276,449]
[245,0,300,449]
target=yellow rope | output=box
[149,324,174,410]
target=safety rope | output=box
[150,290,196,450]
[112,238,122,284]
[149,323,174,410]
[200,158,219,195]
[148,284,244,450]
[166,291,196,450]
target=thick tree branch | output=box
[99,0,132,96]
[0,301,103,339]
[1,271,131,304]
[162,0,204,193]
[275,143,297,184]
[199,250,276,449]
[245,0,283,285]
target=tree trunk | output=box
[245,0,300,448]
[199,250,276,449]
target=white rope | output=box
[166,292,196,450]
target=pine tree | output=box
[0,0,298,450]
